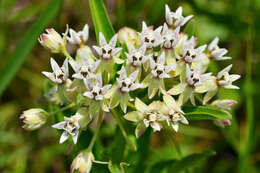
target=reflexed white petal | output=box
[109,34,118,48]
[229,74,241,82]
[135,98,149,113]
[130,83,143,91]
[212,48,227,58]
[93,46,102,56]
[52,121,66,129]
[163,94,178,111]
[217,64,232,78]
[151,122,161,131]
[83,92,94,99]
[215,56,232,61]
[119,66,127,79]
[208,37,219,51]
[59,132,69,143]
[224,84,240,89]
[112,47,122,56]
[171,123,179,132]
[139,44,146,54]
[175,6,182,16]
[180,115,189,124]
[129,70,139,81]
[167,83,186,95]
[150,58,156,69]
[102,84,112,94]
[180,15,193,26]
[61,58,69,76]
[82,24,89,42]
[99,32,107,46]
[196,45,207,54]
[69,60,80,72]
[157,52,165,65]
[72,130,79,144]
[128,42,135,53]
[91,60,101,72]
[165,64,175,73]
[162,23,168,35]
[96,73,103,86]
[165,4,173,25]
[50,58,62,74]
[72,73,83,79]
[42,71,56,82]
[83,79,93,90]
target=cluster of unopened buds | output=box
[20,5,240,173]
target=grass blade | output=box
[0,0,62,97]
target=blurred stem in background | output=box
[238,3,255,172]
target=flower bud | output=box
[71,151,94,173]
[211,99,237,110]
[214,119,231,128]
[118,27,139,48]
[20,108,48,130]
[38,28,65,53]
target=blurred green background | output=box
[0,0,259,172]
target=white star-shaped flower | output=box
[161,23,180,49]
[217,64,240,89]
[93,32,122,60]
[125,43,151,67]
[208,37,232,61]
[150,52,175,79]
[67,24,89,45]
[42,58,69,84]
[186,64,211,87]
[83,73,111,101]
[165,5,193,27]
[180,36,207,64]
[69,54,100,80]
[163,94,188,132]
[139,21,162,49]
[116,67,143,93]
[52,116,80,144]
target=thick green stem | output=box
[61,46,74,60]
[87,110,103,151]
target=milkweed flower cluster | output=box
[20,4,240,173]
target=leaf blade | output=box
[183,106,230,120]
[0,0,62,97]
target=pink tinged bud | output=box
[223,120,231,126]
[20,108,48,130]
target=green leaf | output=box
[182,106,230,120]
[88,0,115,42]
[168,150,216,173]
[0,0,62,97]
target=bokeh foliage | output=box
[0,0,259,172]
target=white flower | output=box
[69,54,100,80]
[83,73,111,101]
[93,32,122,60]
[67,24,89,45]
[161,23,180,49]
[125,43,151,67]
[165,5,193,27]
[150,52,175,79]
[139,21,162,49]
[186,64,211,87]
[162,94,188,132]
[117,67,143,93]
[217,64,240,89]
[42,58,69,84]
[211,99,237,110]
[38,28,66,53]
[180,36,207,64]
[20,108,48,130]
[208,37,231,61]
[71,151,94,173]
[124,99,166,135]
[52,116,81,144]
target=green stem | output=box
[48,103,77,115]
[87,110,103,151]
[61,46,74,60]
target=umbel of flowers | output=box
[20,4,240,173]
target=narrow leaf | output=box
[183,106,230,120]
[0,0,62,97]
